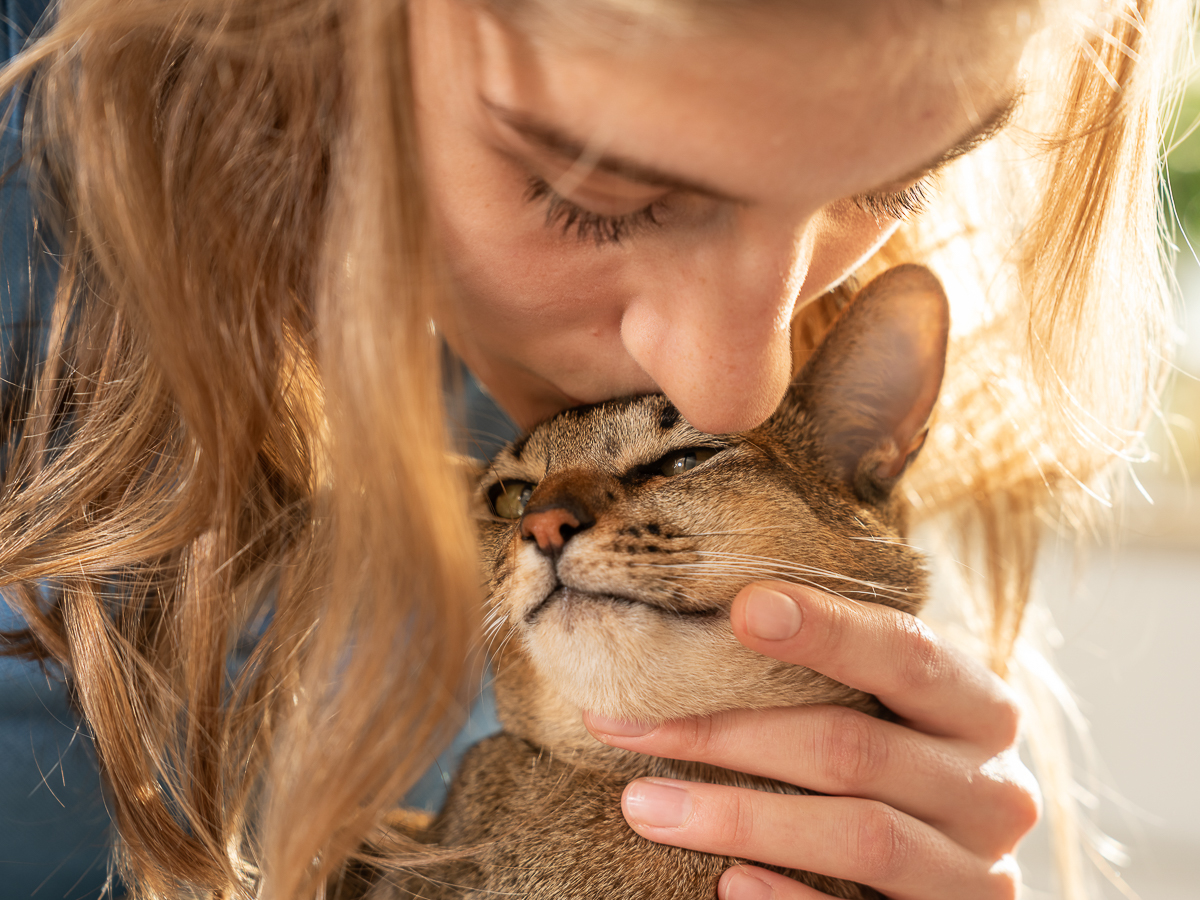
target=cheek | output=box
[798,202,899,303]
[429,150,623,330]
[413,83,582,331]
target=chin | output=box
[521,600,816,722]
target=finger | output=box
[585,706,1040,858]
[719,865,836,900]
[730,582,1021,748]
[621,779,1022,900]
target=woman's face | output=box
[411,0,1032,433]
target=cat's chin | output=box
[517,592,832,723]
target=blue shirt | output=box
[0,8,508,892]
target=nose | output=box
[520,506,592,556]
[616,205,895,436]
[618,219,803,435]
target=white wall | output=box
[1017,259,1200,899]
[1024,536,1200,900]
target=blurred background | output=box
[1017,76,1200,900]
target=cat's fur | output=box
[371,265,950,900]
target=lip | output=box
[525,585,722,624]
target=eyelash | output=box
[524,176,666,246]
[524,172,934,247]
[852,178,933,222]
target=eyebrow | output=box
[887,88,1024,185]
[482,97,742,201]
[483,87,1022,201]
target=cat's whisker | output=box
[677,527,798,538]
[624,561,782,580]
[627,562,770,583]
[482,605,510,643]
[633,563,776,580]
[664,589,723,609]
[628,561,825,595]
[693,552,913,597]
[638,556,885,588]
[490,624,522,659]
[849,535,913,548]
[482,626,507,653]
[628,559,893,606]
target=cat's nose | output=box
[521,506,591,555]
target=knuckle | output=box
[818,707,888,791]
[998,776,1042,841]
[987,689,1023,749]
[850,802,909,884]
[895,619,944,692]
[979,751,1042,847]
[814,596,852,658]
[711,790,758,854]
[676,714,719,760]
[983,855,1022,900]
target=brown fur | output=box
[370,266,950,900]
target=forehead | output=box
[495,397,707,473]
[476,1,1031,205]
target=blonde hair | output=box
[0,0,1188,899]
[1,1,478,896]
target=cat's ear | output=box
[788,265,949,504]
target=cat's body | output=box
[371,266,950,900]
[390,732,867,900]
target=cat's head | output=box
[474,265,950,743]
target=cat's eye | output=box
[657,448,718,477]
[489,480,536,519]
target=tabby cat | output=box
[371,264,950,900]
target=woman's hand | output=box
[582,582,1041,900]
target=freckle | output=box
[645,545,660,553]
[606,491,616,501]
[646,523,660,536]
[626,546,637,554]
[626,526,641,538]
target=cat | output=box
[369,264,950,900]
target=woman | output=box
[0,0,1183,898]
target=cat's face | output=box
[476,395,929,731]
[473,265,950,745]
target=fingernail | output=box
[584,713,654,738]
[721,869,774,900]
[624,779,693,828]
[744,587,802,641]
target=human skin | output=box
[409,1,1042,898]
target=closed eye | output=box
[641,447,721,479]
[524,175,668,245]
[852,175,934,222]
